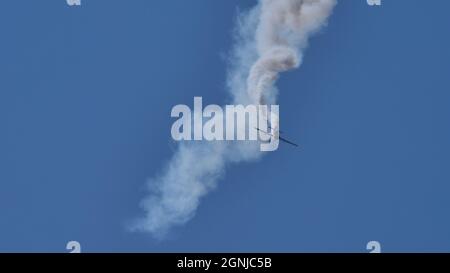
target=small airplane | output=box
[255,127,299,147]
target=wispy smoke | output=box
[130,0,337,238]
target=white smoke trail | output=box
[130,0,336,238]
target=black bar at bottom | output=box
[0,253,447,272]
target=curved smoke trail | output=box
[130,0,337,238]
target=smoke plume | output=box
[130,0,337,238]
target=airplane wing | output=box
[255,127,299,148]
[279,136,299,147]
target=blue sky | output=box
[1,0,450,252]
